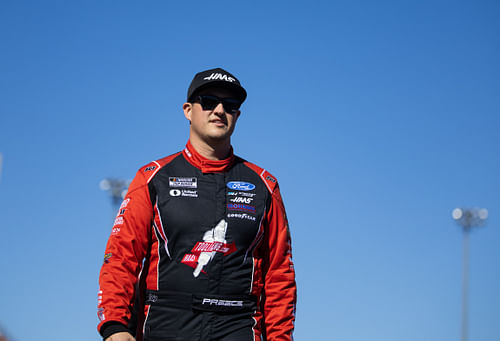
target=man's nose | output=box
[213,102,225,114]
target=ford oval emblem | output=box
[226,181,255,191]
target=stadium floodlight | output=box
[452,207,488,341]
[100,178,131,212]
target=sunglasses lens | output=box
[199,96,219,111]
[222,98,241,113]
[197,95,241,113]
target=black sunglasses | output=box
[192,95,241,114]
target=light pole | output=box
[0,152,3,183]
[99,178,130,214]
[452,207,488,341]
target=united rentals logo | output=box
[169,189,198,197]
[203,73,236,83]
[181,219,236,277]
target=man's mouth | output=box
[210,119,226,126]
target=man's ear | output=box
[183,102,192,122]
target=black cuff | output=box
[100,321,131,340]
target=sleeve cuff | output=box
[100,321,131,340]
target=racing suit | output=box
[98,141,296,341]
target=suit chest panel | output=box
[152,160,268,258]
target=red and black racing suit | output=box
[98,141,296,341]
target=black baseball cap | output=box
[187,67,247,103]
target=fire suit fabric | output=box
[98,141,296,341]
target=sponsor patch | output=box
[266,175,276,183]
[104,253,112,263]
[119,209,126,215]
[227,213,256,221]
[181,219,236,277]
[111,227,120,235]
[228,191,257,198]
[169,189,198,198]
[226,181,255,191]
[147,292,158,303]
[191,241,235,253]
[229,197,252,204]
[119,198,130,210]
[170,177,197,188]
[240,192,256,197]
[145,166,157,172]
[227,203,256,213]
[203,73,236,83]
[97,308,105,321]
[113,216,124,226]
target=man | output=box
[97,68,296,341]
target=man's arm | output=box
[262,184,296,341]
[104,332,135,341]
[97,169,153,339]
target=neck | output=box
[188,135,232,161]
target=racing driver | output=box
[97,67,296,341]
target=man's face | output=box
[183,87,241,145]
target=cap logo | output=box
[203,73,236,83]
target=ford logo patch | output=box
[226,181,255,191]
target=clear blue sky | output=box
[1,1,499,340]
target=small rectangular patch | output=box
[169,177,197,188]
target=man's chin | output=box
[206,133,231,144]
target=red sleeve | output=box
[97,168,153,332]
[262,183,296,341]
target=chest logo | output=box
[170,189,198,198]
[181,219,237,277]
[169,177,197,188]
[227,203,256,213]
[226,181,255,191]
[229,197,252,204]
